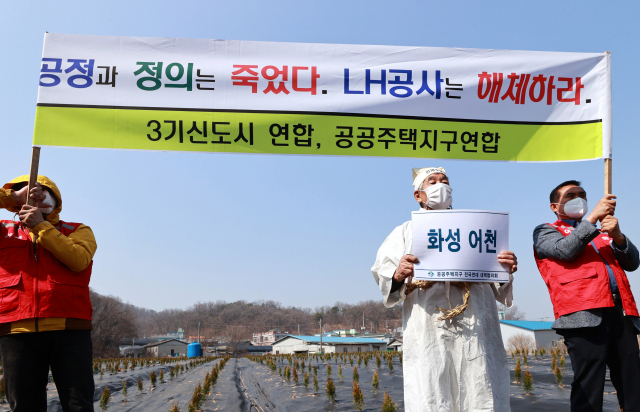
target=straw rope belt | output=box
[405,280,471,321]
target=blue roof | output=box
[500,320,554,331]
[279,335,386,344]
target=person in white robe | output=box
[371,167,517,412]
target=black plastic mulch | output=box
[13,353,626,412]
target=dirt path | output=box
[229,356,405,412]
[203,358,245,412]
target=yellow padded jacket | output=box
[0,175,97,334]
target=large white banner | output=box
[34,33,610,162]
[412,210,510,282]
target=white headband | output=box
[412,167,447,191]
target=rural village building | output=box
[151,328,186,341]
[119,337,160,356]
[247,345,273,354]
[272,335,387,354]
[499,320,562,349]
[167,328,185,339]
[211,340,254,355]
[188,335,206,342]
[253,329,289,345]
[351,332,395,344]
[388,338,403,352]
[123,345,145,357]
[144,338,188,357]
[323,329,358,337]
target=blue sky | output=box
[1,0,639,320]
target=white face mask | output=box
[41,191,57,215]
[558,197,587,219]
[422,183,453,210]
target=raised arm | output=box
[533,222,599,261]
[0,188,19,211]
[33,223,97,272]
[0,183,49,213]
[601,215,640,272]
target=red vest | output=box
[0,220,93,323]
[534,220,638,319]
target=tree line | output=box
[90,289,402,357]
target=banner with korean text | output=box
[412,210,510,282]
[34,33,611,162]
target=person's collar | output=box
[560,219,578,228]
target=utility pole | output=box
[197,321,201,344]
[386,319,388,331]
[362,312,365,333]
[319,319,323,354]
[298,324,300,335]
[371,322,373,333]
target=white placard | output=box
[412,210,510,282]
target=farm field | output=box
[0,351,623,412]
[506,355,620,412]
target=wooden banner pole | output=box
[605,158,612,195]
[604,51,612,197]
[25,147,41,206]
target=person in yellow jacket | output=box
[0,175,97,412]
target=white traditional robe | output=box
[371,220,514,412]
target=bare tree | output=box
[497,304,526,320]
[90,289,137,358]
[506,333,536,353]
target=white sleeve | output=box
[490,273,514,307]
[371,223,409,308]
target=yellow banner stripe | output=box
[33,106,602,162]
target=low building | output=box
[144,339,188,357]
[247,345,272,354]
[119,337,162,355]
[152,328,185,341]
[212,340,254,355]
[499,320,562,350]
[352,332,395,344]
[253,329,289,345]
[188,336,206,342]
[272,335,387,354]
[323,329,357,337]
[123,345,145,358]
[168,328,185,339]
[388,338,403,352]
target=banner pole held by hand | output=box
[26,146,41,206]
[604,51,612,197]
[605,158,612,196]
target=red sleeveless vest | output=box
[534,220,638,319]
[0,220,93,323]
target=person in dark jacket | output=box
[533,180,640,412]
